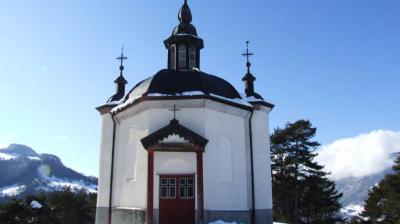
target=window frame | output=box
[170,45,176,70]
[159,175,195,200]
[160,177,177,199]
[178,44,187,68]
[179,177,194,199]
[189,46,196,69]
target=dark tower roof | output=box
[114,75,127,85]
[173,0,196,36]
[179,0,192,24]
[165,0,203,49]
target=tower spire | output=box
[242,41,256,97]
[179,0,192,23]
[107,46,128,102]
[164,0,204,71]
[242,41,254,74]
[116,45,128,77]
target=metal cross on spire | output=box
[242,41,254,73]
[116,45,128,74]
[169,104,181,119]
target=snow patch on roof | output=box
[209,93,252,107]
[111,95,142,113]
[159,134,189,144]
[0,185,26,197]
[239,93,265,102]
[148,91,205,97]
[111,91,252,113]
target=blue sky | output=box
[0,0,399,176]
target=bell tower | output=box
[164,0,204,71]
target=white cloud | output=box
[0,144,9,149]
[316,130,400,180]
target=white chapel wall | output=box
[112,110,149,209]
[97,113,115,208]
[103,100,270,212]
[251,106,273,209]
[203,107,249,211]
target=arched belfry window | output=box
[189,46,196,69]
[170,45,176,70]
[178,44,187,68]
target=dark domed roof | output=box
[126,69,242,100]
[172,23,197,36]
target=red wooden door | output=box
[159,175,195,224]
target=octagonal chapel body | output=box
[95,2,274,224]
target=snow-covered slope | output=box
[336,152,399,219]
[0,144,97,201]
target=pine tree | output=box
[352,155,400,223]
[0,189,96,224]
[48,188,96,224]
[271,119,343,224]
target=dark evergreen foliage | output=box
[351,156,400,224]
[0,188,96,224]
[271,119,343,224]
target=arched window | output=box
[189,46,196,69]
[178,44,187,68]
[170,45,176,70]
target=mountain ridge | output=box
[336,152,400,219]
[0,144,97,202]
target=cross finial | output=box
[242,41,254,74]
[116,45,128,75]
[169,104,181,119]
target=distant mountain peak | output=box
[0,144,97,201]
[0,144,38,157]
[390,152,400,159]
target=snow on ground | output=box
[0,152,15,160]
[27,156,41,161]
[30,200,43,209]
[208,221,286,224]
[42,176,97,193]
[341,204,364,217]
[208,221,238,224]
[0,185,26,196]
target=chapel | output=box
[95,1,274,224]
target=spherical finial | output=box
[119,65,124,71]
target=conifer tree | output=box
[271,119,343,224]
[0,189,96,224]
[352,155,400,223]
